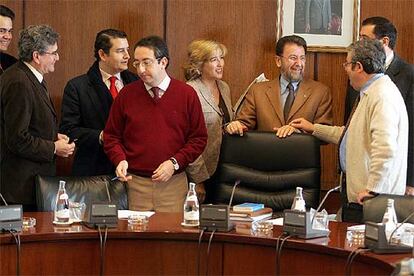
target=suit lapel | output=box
[196,79,222,114]
[18,62,56,117]
[287,80,311,122]
[86,62,112,123]
[386,55,401,79]
[217,80,234,120]
[264,79,284,124]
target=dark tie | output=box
[109,76,118,99]
[151,87,160,103]
[283,83,295,122]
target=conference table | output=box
[0,212,410,275]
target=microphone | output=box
[228,180,240,207]
[104,181,112,202]
[388,210,414,244]
[199,179,240,232]
[283,186,339,239]
[0,193,8,206]
[0,193,23,232]
[311,185,341,225]
[365,207,414,254]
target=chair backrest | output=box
[35,175,128,211]
[363,194,414,223]
[207,132,321,212]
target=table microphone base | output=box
[283,209,330,239]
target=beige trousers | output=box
[127,172,188,212]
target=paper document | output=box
[118,210,155,219]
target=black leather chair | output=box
[35,175,128,211]
[363,194,414,223]
[207,132,321,213]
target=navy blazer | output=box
[60,62,138,176]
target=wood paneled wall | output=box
[2,0,413,190]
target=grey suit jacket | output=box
[0,61,57,205]
[186,79,234,183]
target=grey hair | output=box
[18,25,60,62]
[348,39,385,74]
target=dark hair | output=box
[275,35,307,56]
[362,17,397,50]
[348,39,385,74]
[0,5,15,20]
[18,25,59,62]
[94,29,127,61]
[134,35,170,68]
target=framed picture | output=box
[276,0,360,52]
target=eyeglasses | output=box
[342,61,353,68]
[132,58,160,69]
[42,51,59,57]
[280,55,307,63]
[0,28,13,35]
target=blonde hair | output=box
[183,39,227,81]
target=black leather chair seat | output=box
[363,194,414,223]
[35,175,128,211]
[208,132,321,212]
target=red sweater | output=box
[104,78,207,177]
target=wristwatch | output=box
[169,157,179,171]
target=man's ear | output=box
[275,55,282,68]
[98,49,107,61]
[32,51,41,65]
[381,36,390,48]
[160,57,168,69]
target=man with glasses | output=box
[104,36,207,212]
[60,29,138,176]
[0,25,75,210]
[344,17,414,196]
[291,39,408,222]
[0,5,17,74]
[226,35,332,137]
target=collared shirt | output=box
[99,69,124,92]
[23,61,43,83]
[144,75,171,98]
[339,73,384,172]
[279,75,299,108]
[385,51,394,70]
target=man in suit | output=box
[226,35,332,137]
[0,25,75,210]
[291,39,408,222]
[0,5,17,74]
[60,29,138,176]
[305,0,332,34]
[344,17,414,196]
[104,36,207,212]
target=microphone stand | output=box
[311,185,341,226]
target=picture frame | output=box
[276,0,360,52]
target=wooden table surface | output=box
[0,212,410,275]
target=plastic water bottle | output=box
[54,181,70,222]
[382,198,398,241]
[291,187,306,212]
[183,182,199,225]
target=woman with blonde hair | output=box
[184,39,233,203]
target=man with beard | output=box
[226,35,332,137]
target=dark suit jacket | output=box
[0,61,57,204]
[344,55,414,186]
[0,52,17,75]
[60,62,138,176]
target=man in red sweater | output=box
[104,36,207,212]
